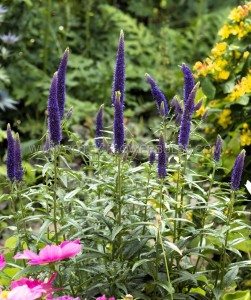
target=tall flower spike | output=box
[57,48,69,119]
[231,149,246,191]
[113,91,124,153]
[158,132,167,179]
[14,133,23,182]
[112,30,125,106]
[145,73,169,116]
[214,135,222,161]
[181,63,195,103]
[48,73,62,146]
[6,124,15,183]
[178,83,199,149]
[149,151,156,164]
[95,104,104,149]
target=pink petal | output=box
[14,250,39,260]
[60,239,80,248]
[61,242,82,259]
[0,253,6,270]
[38,245,63,262]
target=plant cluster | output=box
[0,29,250,300]
[193,1,251,175]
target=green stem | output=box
[173,151,181,243]
[116,154,122,261]
[218,191,236,289]
[43,0,51,73]
[17,184,29,246]
[158,223,173,300]
[193,163,216,273]
[53,148,59,244]
[143,167,151,235]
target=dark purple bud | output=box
[57,48,69,119]
[175,114,182,124]
[159,101,165,117]
[6,124,15,183]
[66,107,73,120]
[158,132,167,179]
[44,134,51,152]
[231,150,245,191]
[14,133,23,182]
[113,91,124,153]
[181,63,195,103]
[149,151,156,164]
[178,83,199,149]
[202,109,208,120]
[171,97,183,115]
[146,73,169,116]
[95,104,104,149]
[214,135,222,161]
[194,99,203,111]
[112,30,125,106]
[48,73,62,146]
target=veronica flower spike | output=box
[95,104,104,149]
[158,132,167,179]
[145,73,169,116]
[14,133,23,182]
[181,63,195,103]
[47,72,62,146]
[231,149,246,191]
[178,83,199,150]
[6,124,15,183]
[214,135,222,162]
[57,48,69,119]
[112,30,125,106]
[113,91,124,153]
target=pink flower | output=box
[14,240,82,265]
[96,295,115,300]
[0,253,6,270]
[51,297,80,300]
[7,285,43,300]
[11,273,57,299]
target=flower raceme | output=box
[14,240,82,265]
[95,104,104,150]
[112,30,125,106]
[231,149,246,191]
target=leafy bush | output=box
[0,30,250,300]
[193,2,251,177]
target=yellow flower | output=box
[196,104,206,117]
[218,109,232,129]
[0,291,10,299]
[243,51,249,59]
[218,70,230,80]
[211,42,227,57]
[228,5,249,23]
[218,25,231,39]
[240,123,251,146]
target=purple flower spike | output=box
[14,133,23,182]
[112,30,125,106]
[57,48,69,119]
[178,83,199,149]
[181,64,195,103]
[231,149,246,191]
[158,132,167,179]
[146,73,169,116]
[95,104,104,149]
[194,99,203,111]
[149,151,156,164]
[6,124,15,183]
[214,135,222,162]
[114,91,124,153]
[48,73,62,146]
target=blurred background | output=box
[1,0,249,181]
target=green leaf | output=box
[223,290,250,300]
[222,266,239,288]
[200,77,216,100]
[111,225,123,241]
[132,258,155,272]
